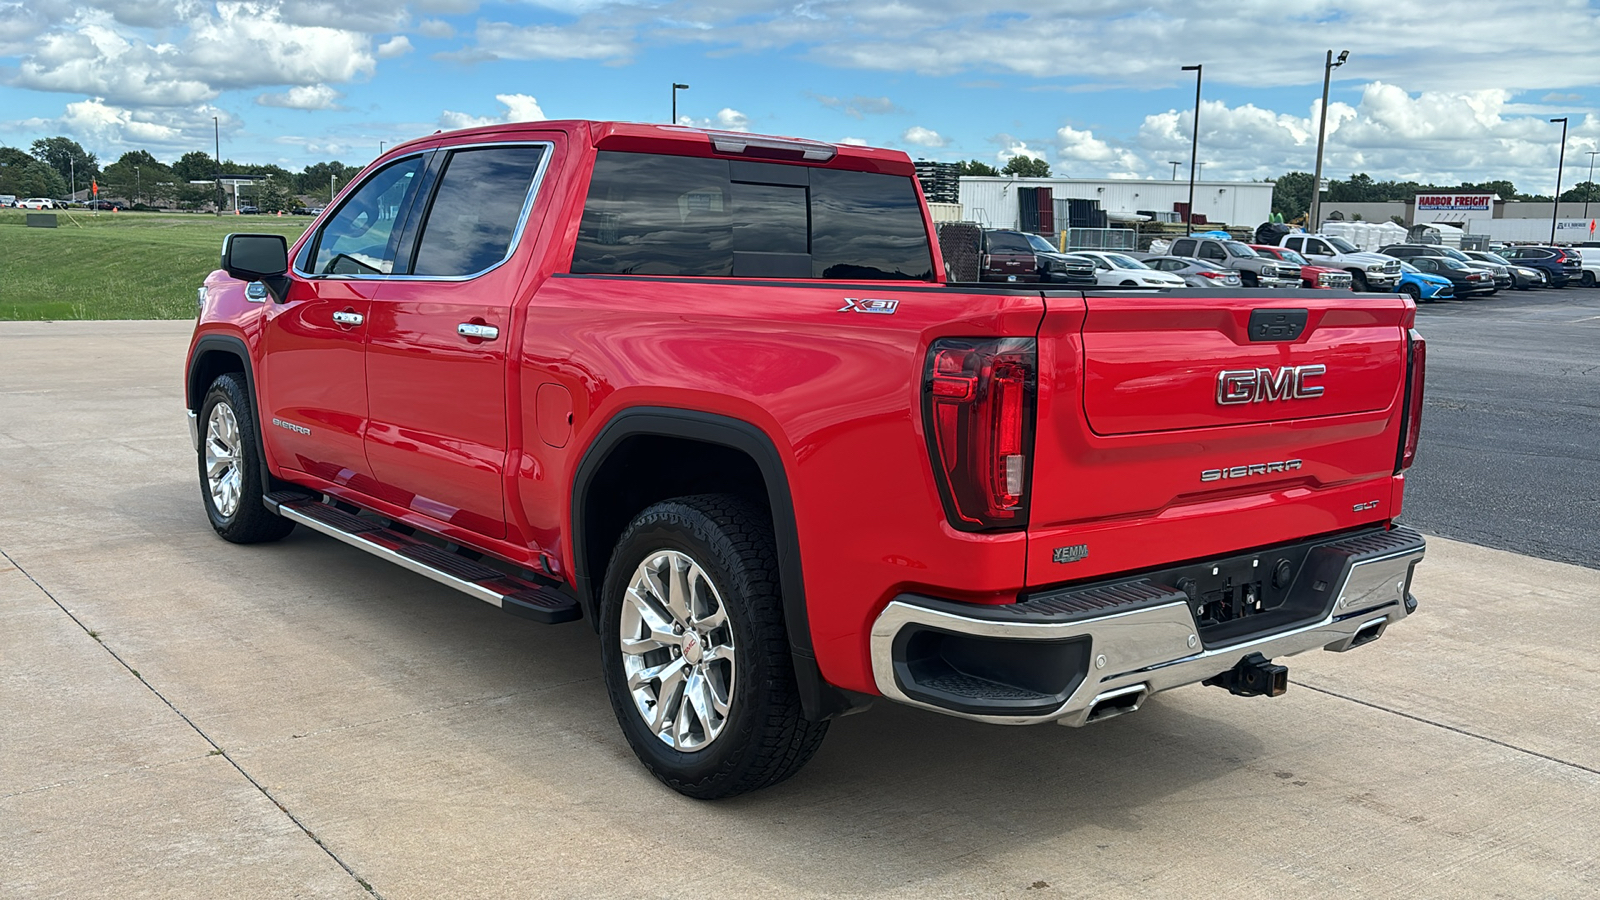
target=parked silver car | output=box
[1140,255,1244,288]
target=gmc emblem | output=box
[1216,365,1326,405]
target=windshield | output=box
[1479,252,1511,265]
[1401,262,1421,274]
[1104,253,1149,270]
[1276,248,1309,265]
[1435,247,1471,261]
[1025,233,1058,254]
[1439,258,1468,270]
[1325,236,1359,253]
[1222,241,1258,258]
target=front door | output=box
[262,154,429,487]
[363,142,553,541]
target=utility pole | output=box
[1550,117,1569,245]
[214,116,222,216]
[1182,64,1202,233]
[672,83,690,124]
[1310,50,1349,231]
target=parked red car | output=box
[1251,244,1354,289]
[186,120,1426,797]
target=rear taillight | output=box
[981,253,992,271]
[1397,329,1426,472]
[1198,270,1228,279]
[924,337,1036,530]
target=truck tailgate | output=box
[1025,290,1414,586]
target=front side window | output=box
[308,157,424,275]
[571,151,934,280]
[411,145,547,278]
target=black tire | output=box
[1400,283,1422,303]
[1240,271,1258,288]
[599,494,828,799]
[1583,271,1596,288]
[197,374,295,544]
[1349,271,1369,293]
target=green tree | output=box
[171,150,218,183]
[1271,171,1315,222]
[29,136,98,189]
[253,174,298,213]
[297,161,360,201]
[102,150,175,206]
[1558,181,1600,203]
[1001,155,1051,178]
[0,146,69,198]
[954,159,999,176]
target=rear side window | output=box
[1198,242,1226,261]
[411,145,547,278]
[572,151,934,280]
[985,232,1031,253]
[1170,239,1195,256]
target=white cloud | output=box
[439,93,547,130]
[257,84,342,110]
[13,6,377,106]
[417,18,454,39]
[902,126,947,147]
[838,137,869,146]
[677,108,751,132]
[812,93,903,119]
[444,20,633,62]
[1000,141,1047,162]
[30,98,240,155]
[1132,83,1600,187]
[1054,124,1143,176]
[376,35,412,59]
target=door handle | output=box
[457,323,499,341]
[332,310,364,326]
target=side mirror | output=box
[221,233,290,301]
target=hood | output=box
[1344,252,1397,267]
[1300,264,1342,276]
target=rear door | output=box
[1024,290,1413,584]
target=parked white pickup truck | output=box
[1162,236,1302,288]
[1275,233,1402,292]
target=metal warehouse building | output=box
[957,176,1276,233]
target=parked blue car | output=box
[1398,262,1453,302]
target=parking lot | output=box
[3,307,1598,899]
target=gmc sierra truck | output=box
[186,121,1427,799]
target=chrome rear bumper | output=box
[869,527,1425,727]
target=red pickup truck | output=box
[186,121,1427,798]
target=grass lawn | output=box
[0,208,312,320]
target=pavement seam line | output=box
[1299,682,1600,777]
[0,547,386,899]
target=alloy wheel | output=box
[205,402,243,518]
[619,549,736,752]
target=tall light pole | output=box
[134,165,140,207]
[1550,117,1568,245]
[1182,64,1202,233]
[70,158,75,204]
[1198,162,1208,180]
[1309,49,1349,231]
[1167,160,1183,180]
[672,83,690,124]
[214,115,222,216]
[1584,149,1598,220]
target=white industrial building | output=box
[957,176,1276,233]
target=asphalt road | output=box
[1401,285,1600,569]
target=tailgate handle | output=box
[1248,308,1308,342]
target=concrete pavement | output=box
[2,321,1596,899]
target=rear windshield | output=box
[572,151,934,280]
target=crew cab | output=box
[1163,235,1302,288]
[1276,233,1402,292]
[185,121,1427,798]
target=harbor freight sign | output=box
[1416,194,1496,211]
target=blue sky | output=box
[3,1,1600,191]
